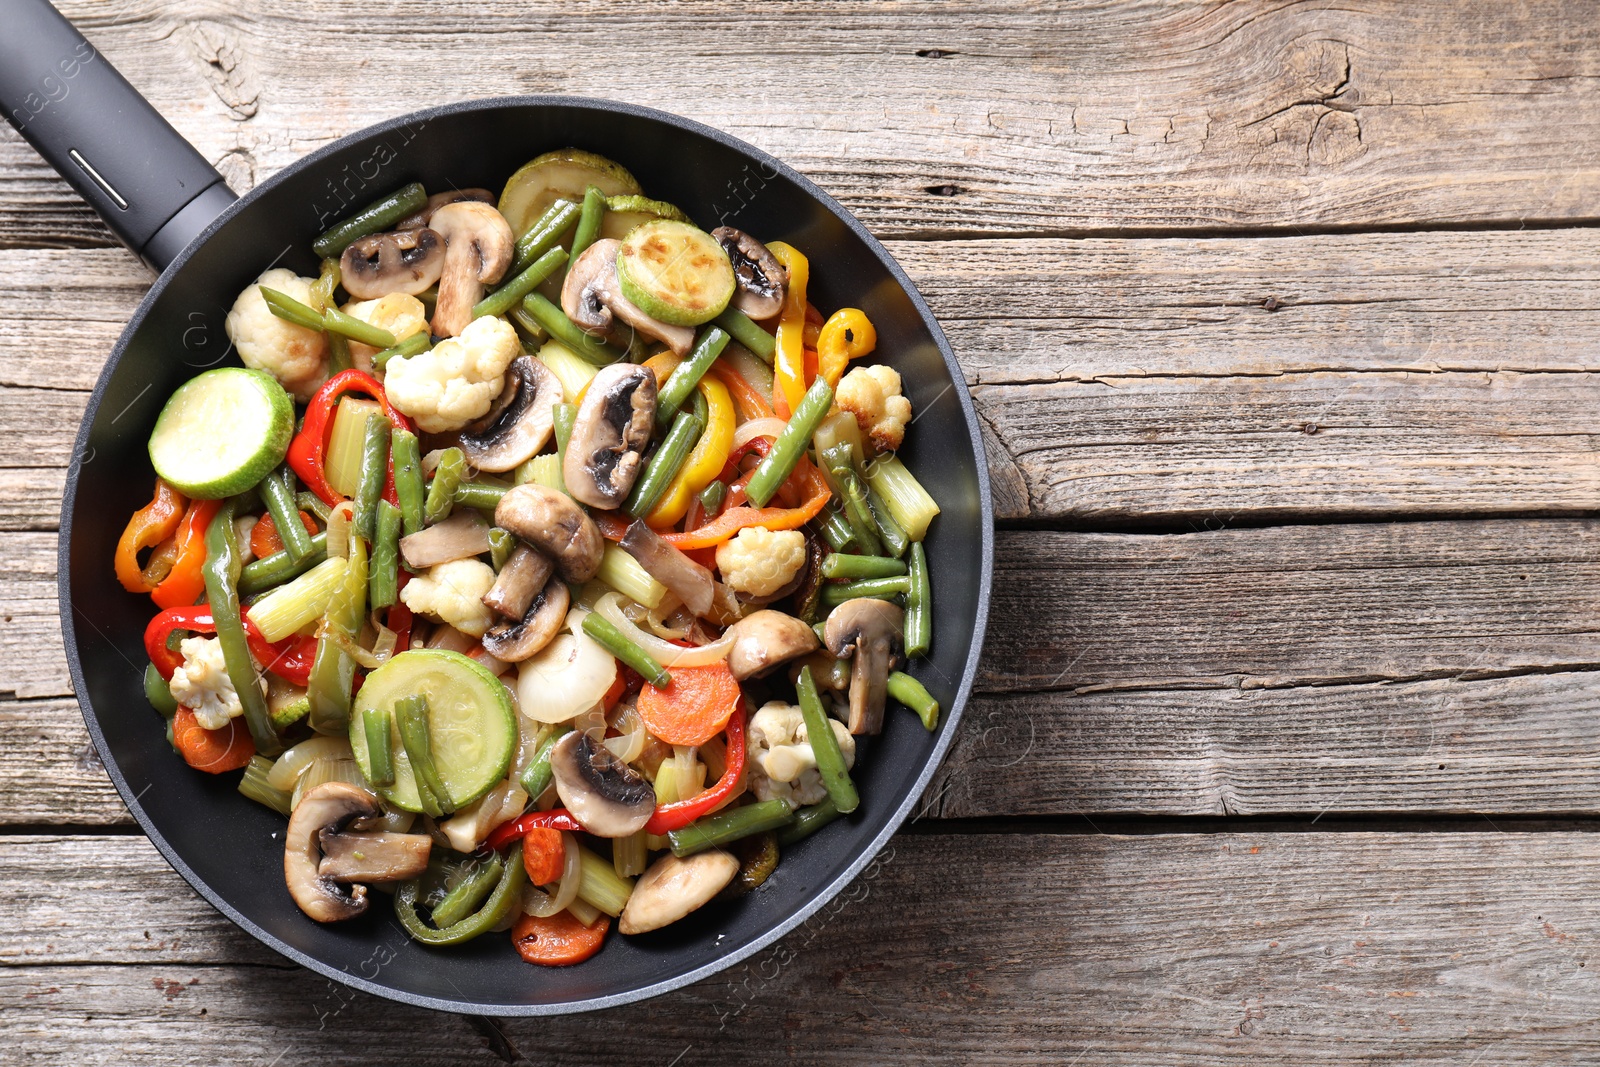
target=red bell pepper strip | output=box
[484,809,586,852]
[149,499,223,610]
[644,708,745,834]
[287,369,415,507]
[144,604,317,687]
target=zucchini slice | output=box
[615,219,736,327]
[498,148,641,239]
[599,194,692,242]
[147,367,294,499]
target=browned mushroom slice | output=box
[430,201,514,337]
[618,519,715,617]
[494,483,605,583]
[560,238,695,356]
[562,363,657,509]
[711,227,788,320]
[394,188,495,231]
[318,830,432,883]
[340,228,446,300]
[482,544,555,620]
[459,356,562,472]
[481,573,570,663]
[823,598,906,735]
[549,731,656,838]
[399,509,491,570]
[284,781,432,922]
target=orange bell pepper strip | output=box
[150,499,223,609]
[708,363,774,422]
[816,308,878,387]
[766,242,810,418]
[657,485,831,550]
[115,479,187,593]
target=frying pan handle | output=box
[0,0,238,272]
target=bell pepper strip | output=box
[766,242,810,419]
[146,605,316,688]
[394,850,528,946]
[816,308,877,388]
[287,370,415,507]
[149,499,223,609]
[644,376,735,529]
[643,350,684,389]
[202,502,282,756]
[708,362,774,422]
[657,486,831,550]
[485,808,587,852]
[116,479,187,593]
[643,707,746,834]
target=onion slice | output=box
[732,417,786,450]
[593,592,734,668]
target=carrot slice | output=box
[521,828,567,886]
[636,661,743,746]
[250,510,318,559]
[171,706,254,773]
[512,910,610,966]
[658,486,831,550]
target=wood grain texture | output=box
[8,833,1600,1064]
[5,1,1600,245]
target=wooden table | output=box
[7,2,1600,1062]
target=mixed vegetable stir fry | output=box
[120,148,942,964]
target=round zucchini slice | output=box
[599,194,692,242]
[349,649,516,813]
[615,219,736,327]
[147,367,294,499]
[498,148,641,239]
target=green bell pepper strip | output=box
[144,661,177,718]
[306,534,366,735]
[394,850,528,946]
[430,856,504,927]
[202,502,281,756]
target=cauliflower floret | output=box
[746,700,856,807]
[168,636,266,731]
[715,527,807,598]
[224,268,330,402]
[342,293,429,373]
[400,558,498,637]
[383,315,518,433]
[835,364,912,454]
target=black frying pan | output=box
[6,0,994,1015]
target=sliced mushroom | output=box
[318,830,433,883]
[482,543,554,620]
[430,201,515,338]
[560,238,696,356]
[481,573,570,662]
[494,483,604,582]
[618,850,741,935]
[724,609,820,681]
[340,228,446,300]
[399,509,491,570]
[562,363,657,510]
[712,227,788,320]
[458,356,562,472]
[619,519,715,617]
[823,598,906,736]
[549,731,656,838]
[394,187,495,231]
[285,781,432,922]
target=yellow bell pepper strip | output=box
[766,241,810,419]
[115,479,187,593]
[645,375,735,529]
[816,308,878,387]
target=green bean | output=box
[904,541,931,658]
[655,327,729,431]
[369,500,401,610]
[431,857,503,927]
[313,181,428,258]
[260,465,313,563]
[511,197,581,275]
[565,185,607,280]
[521,292,624,366]
[396,694,451,817]
[581,613,671,689]
[353,413,390,542]
[324,306,397,350]
[697,479,727,515]
[713,306,776,363]
[259,286,325,332]
[796,666,859,813]
[669,798,795,857]
[744,379,834,508]
[362,706,395,786]
[394,850,526,945]
[327,333,353,375]
[295,492,333,526]
[488,527,515,570]
[864,482,910,559]
[202,502,281,756]
[144,661,177,718]
[817,503,858,553]
[624,410,703,518]
[518,724,572,800]
[822,553,907,581]
[423,448,464,525]
[821,575,910,607]
[472,246,568,320]
[373,330,430,371]
[389,429,425,536]
[776,797,843,846]
[888,670,939,730]
[239,532,327,596]
[821,444,884,557]
[454,482,508,511]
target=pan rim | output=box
[58,94,994,1016]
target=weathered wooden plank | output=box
[7,832,1600,1064]
[5,1,1600,246]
